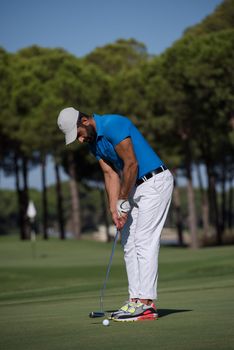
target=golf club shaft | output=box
[99,228,119,312]
[89,311,105,318]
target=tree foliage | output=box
[0,1,233,244]
[184,0,234,36]
[85,38,148,75]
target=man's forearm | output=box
[104,171,121,214]
[119,162,138,199]
[115,138,138,200]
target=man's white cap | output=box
[57,107,80,145]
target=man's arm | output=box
[99,159,124,229]
[99,137,138,229]
[99,158,120,214]
[115,137,138,200]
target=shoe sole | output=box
[112,313,158,322]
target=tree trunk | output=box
[185,162,199,249]
[228,176,233,230]
[22,156,30,239]
[41,155,48,240]
[54,158,65,240]
[172,175,184,246]
[220,161,227,234]
[196,163,210,240]
[68,152,81,239]
[206,162,222,245]
[14,153,26,240]
[99,187,111,242]
[212,175,222,245]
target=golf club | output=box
[89,228,119,318]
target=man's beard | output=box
[84,124,97,143]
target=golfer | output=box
[57,107,174,322]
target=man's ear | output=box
[80,117,90,126]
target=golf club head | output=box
[89,311,105,318]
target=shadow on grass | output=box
[158,309,192,318]
[90,309,192,324]
[105,308,193,318]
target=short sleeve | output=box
[89,144,101,160]
[103,115,131,147]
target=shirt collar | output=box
[93,114,104,138]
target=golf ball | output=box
[102,319,109,326]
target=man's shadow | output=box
[106,309,192,318]
[158,309,192,318]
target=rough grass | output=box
[0,236,234,350]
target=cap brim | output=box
[65,126,77,145]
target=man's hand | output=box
[112,211,128,230]
[117,199,131,216]
[113,199,130,229]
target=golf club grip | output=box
[99,229,119,311]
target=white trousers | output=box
[121,169,174,300]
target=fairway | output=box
[0,237,234,350]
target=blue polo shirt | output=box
[89,114,164,179]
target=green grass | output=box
[0,236,234,350]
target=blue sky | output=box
[1,0,223,57]
[0,0,222,189]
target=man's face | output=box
[77,123,96,144]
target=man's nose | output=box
[78,136,84,143]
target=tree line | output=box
[0,0,233,247]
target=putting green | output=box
[0,237,233,350]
